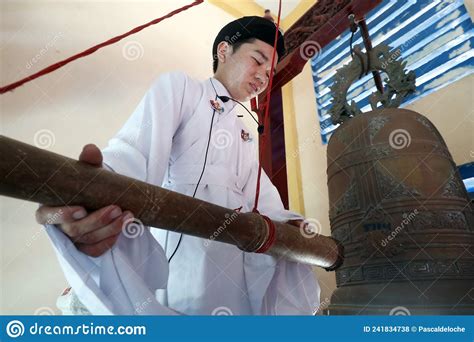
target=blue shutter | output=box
[311,0,474,144]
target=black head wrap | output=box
[212,16,285,66]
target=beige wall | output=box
[288,63,336,309]
[404,75,474,165]
[289,59,473,311]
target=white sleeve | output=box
[45,72,190,315]
[45,225,178,315]
[101,71,188,184]
[242,163,321,315]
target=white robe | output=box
[45,71,320,315]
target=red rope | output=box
[255,215,277,253]
[252,0,282,213]
[0,0,204,94]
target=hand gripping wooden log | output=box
[0,135,343,270]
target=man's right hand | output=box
[35,144,134,257]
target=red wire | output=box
[252,0,282,213]
[0,0,204,94]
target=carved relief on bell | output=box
[326,108,474,315]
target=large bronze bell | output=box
[327,108,474,315]
[325,44,473,315]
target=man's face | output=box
[216,39,278,102]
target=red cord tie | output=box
[255,215,276,254]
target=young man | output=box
[36,16,320,315]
